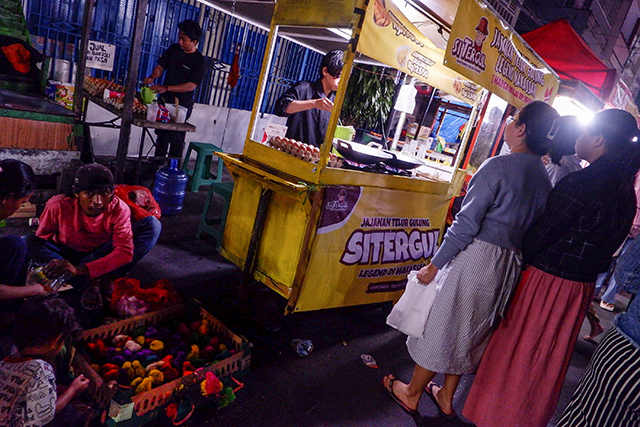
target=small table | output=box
[83,92,196,183]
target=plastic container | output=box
[334,125,355,141]
[146,100,158,122]
[152,159,188,216]
[164,104,188,123]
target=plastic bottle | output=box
[290,339,314,357]
[152,158,187,216]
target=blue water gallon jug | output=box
[153,159,188,216]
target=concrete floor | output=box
[2,183,624,427]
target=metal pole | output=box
[73,0,95,116]
[114,0,149,183]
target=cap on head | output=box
[476,17,489,35]
[72,164,114,194]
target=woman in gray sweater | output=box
[383,101,559,419]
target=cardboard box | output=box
[71,303,250,426]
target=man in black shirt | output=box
[274,50,344,148]
[143,20,206,162]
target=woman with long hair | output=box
[463,108,640,427]
[383,101,559,419]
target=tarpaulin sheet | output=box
[522,18,617,99]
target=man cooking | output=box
[274,49,344,148]
[143,20,206,163]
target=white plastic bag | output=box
[386,270,437,338]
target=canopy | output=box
[522,18,618,99]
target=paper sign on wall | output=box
[86,41,116,72]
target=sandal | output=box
[425,381,457,420]
[383,374,418,416]
[600,301,615,312]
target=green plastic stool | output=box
[195,148,234,250]
[182,142,222,192]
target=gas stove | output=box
[341,159,413,177]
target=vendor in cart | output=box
[143,19,206,163]
[274,49,344,148]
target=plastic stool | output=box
[182,142,222,192]
[196,181,234,250]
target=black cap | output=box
[72,164,114,194]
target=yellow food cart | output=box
[217,0,559,314]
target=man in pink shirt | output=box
[26,164,161,287]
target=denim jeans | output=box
[24,216,162,279]
[0,235,27,287]
[595,237,635,304]
[613,233,640,347]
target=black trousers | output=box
[153,106,193,162]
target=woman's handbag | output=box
[386,270,437,338]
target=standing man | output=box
[143,20,206,163]
[275,49,344,148]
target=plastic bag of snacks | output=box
[111,278,180,318]
[157,105,171,123]
[114,185,161,222]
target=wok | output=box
[333,139,393,165]
[382,150,424,170]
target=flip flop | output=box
[383,374,418,416]
[425,381,457,420]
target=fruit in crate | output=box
[267,136,343,168]
[82,320,235,394]
[83,76,123,97]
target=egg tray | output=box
[70,302,250,419]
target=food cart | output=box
[217,0,559,314]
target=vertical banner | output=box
[444,0,559,108]
[358,0,479,104]
[293,186,450,312]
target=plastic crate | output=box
[71,303,250,424]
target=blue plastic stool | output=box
[195,149,234,251]
[182,142,221,192]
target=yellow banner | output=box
[273,0,357,27]
[293,185,450,312]
[444,0,559,108]
[358,0,479,104]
